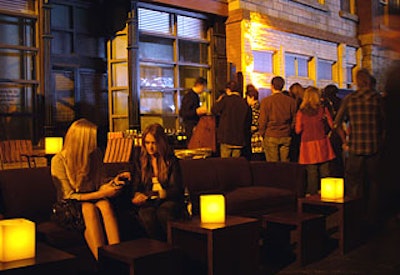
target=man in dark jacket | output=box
[211,81,251,158]
[179,77,208,141]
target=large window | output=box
[253,51,273,74]
[138,7,210,131]
[317,59,334,81]
[285,54,309,77]
[51,1,107,137]
[0,9,38,142]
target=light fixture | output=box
[0,218,35,262]
[200,194,225,224]
[321,177,344,201]
[45,137,63,154]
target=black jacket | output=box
[211,93,251,147]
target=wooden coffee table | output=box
[262,211,326,266]
[0,242,76,275]
[167,215,260,275]
[298,194,363,254]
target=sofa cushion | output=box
[179,158,219,193]
[224,186,295,217]
[250,161,306,197]
[212,157,252,190]
[0,167,56,222]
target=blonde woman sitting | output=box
[51,118,131,260]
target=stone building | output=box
[0,0,398,144]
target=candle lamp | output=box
[200,194,225,224]
[0,218,35,262]
[321,177,344,201]
[44,137,63,155]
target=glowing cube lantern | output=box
[200,194,225,224]
[0,218,36,262]
[45,137,63,154]
[321,177,344,201]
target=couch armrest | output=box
[250,161,306,198]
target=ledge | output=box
[339,10,359,22]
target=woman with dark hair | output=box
[322,84,344,177]
[245,84,263,159]
[131,123,184,241]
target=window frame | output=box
[285,53,310,78]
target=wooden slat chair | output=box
[0,140,39,169]
[103,134,134,163]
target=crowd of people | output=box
[51,64,396,261]
[180,69,393,235]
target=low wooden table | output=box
[0,242,76,275]
[262,211,326,266]
[298,194,363,254]
[167,215,260,275]
[98,238,183,275]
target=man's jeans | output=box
[220,143,243,158]
[263,136,292,162]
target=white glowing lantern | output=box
[0,218,36,262]
[321,177,344,201]
[45,137,63,154]
[200,194,225,224]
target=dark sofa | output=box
[179,157,306,218]
[0,163,136,274]
[0,157,306,272]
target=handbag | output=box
[51,199,85,231]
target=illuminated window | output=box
[253,51,273,73]
[318,59,334,80]
[137,7,210,130]
[285,54,309,77]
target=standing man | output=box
[258,76,296,162]
[334,68,384,230]
[179,77,208,141]
[211,81,251,158]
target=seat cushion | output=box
[225,186,296,218]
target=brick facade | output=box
[226,0,361,91]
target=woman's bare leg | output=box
[81,202,105,260]
[96,199,120,245]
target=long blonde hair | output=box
[62,118,98,191]
[299,86,321,115]
[140,123,173,185]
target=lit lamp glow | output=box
[321,177,344,201]
[45,137,63,154]
[0,218,35,262]
[200,194,225,224]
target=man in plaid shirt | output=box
[334,68,384,227]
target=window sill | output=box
[290,0,329,12]
[339,11,359,22]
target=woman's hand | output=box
[99,182,122,198]
[131,192,148,205]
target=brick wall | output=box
[226,1,360,90]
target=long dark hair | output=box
[140,123,173,185]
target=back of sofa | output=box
[0,166,56,223]
[250,161,306,198]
